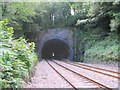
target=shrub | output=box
[0,19,38,88]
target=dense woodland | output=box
[0,1,120,88]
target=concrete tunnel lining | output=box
[39,38,73,60]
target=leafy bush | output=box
[110,13,120,32]
[84,32,119,61]
[75,21,119,62]
[0,19,38,88]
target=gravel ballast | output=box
[24,60,72,88]
[24,60,119,88]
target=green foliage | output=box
[1,2,36,38]
[110,17,120,32]
[74,2,119,62]
[109,2,120,32]
[0,19,13,42]
[33,2,71,30]
[75,24,119,61]
[0,19,38,88]
[84,32,119,61]
[1,2,120,38]
[1,2,73,37]
[70,2,90,17]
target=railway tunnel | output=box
[40,38,73,60]
[37,28,74,61]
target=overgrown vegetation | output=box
[84,32,119,61]
[74,2,119,61]
[1,2,73,38]
[0,19,38,88]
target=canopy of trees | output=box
[1,2,119,36]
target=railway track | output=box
[46,59,112,90]
[46,60,77,90]
[59,60,120,79]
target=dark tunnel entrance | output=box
[41,39,71,60]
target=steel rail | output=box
[46,60,78,90]
[60,61,120,79]
[51,60,112,90]
[70,61,120,75]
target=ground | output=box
[24,60,118,88]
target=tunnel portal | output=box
[41,39,71,60]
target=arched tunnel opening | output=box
[41,39,73,60]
